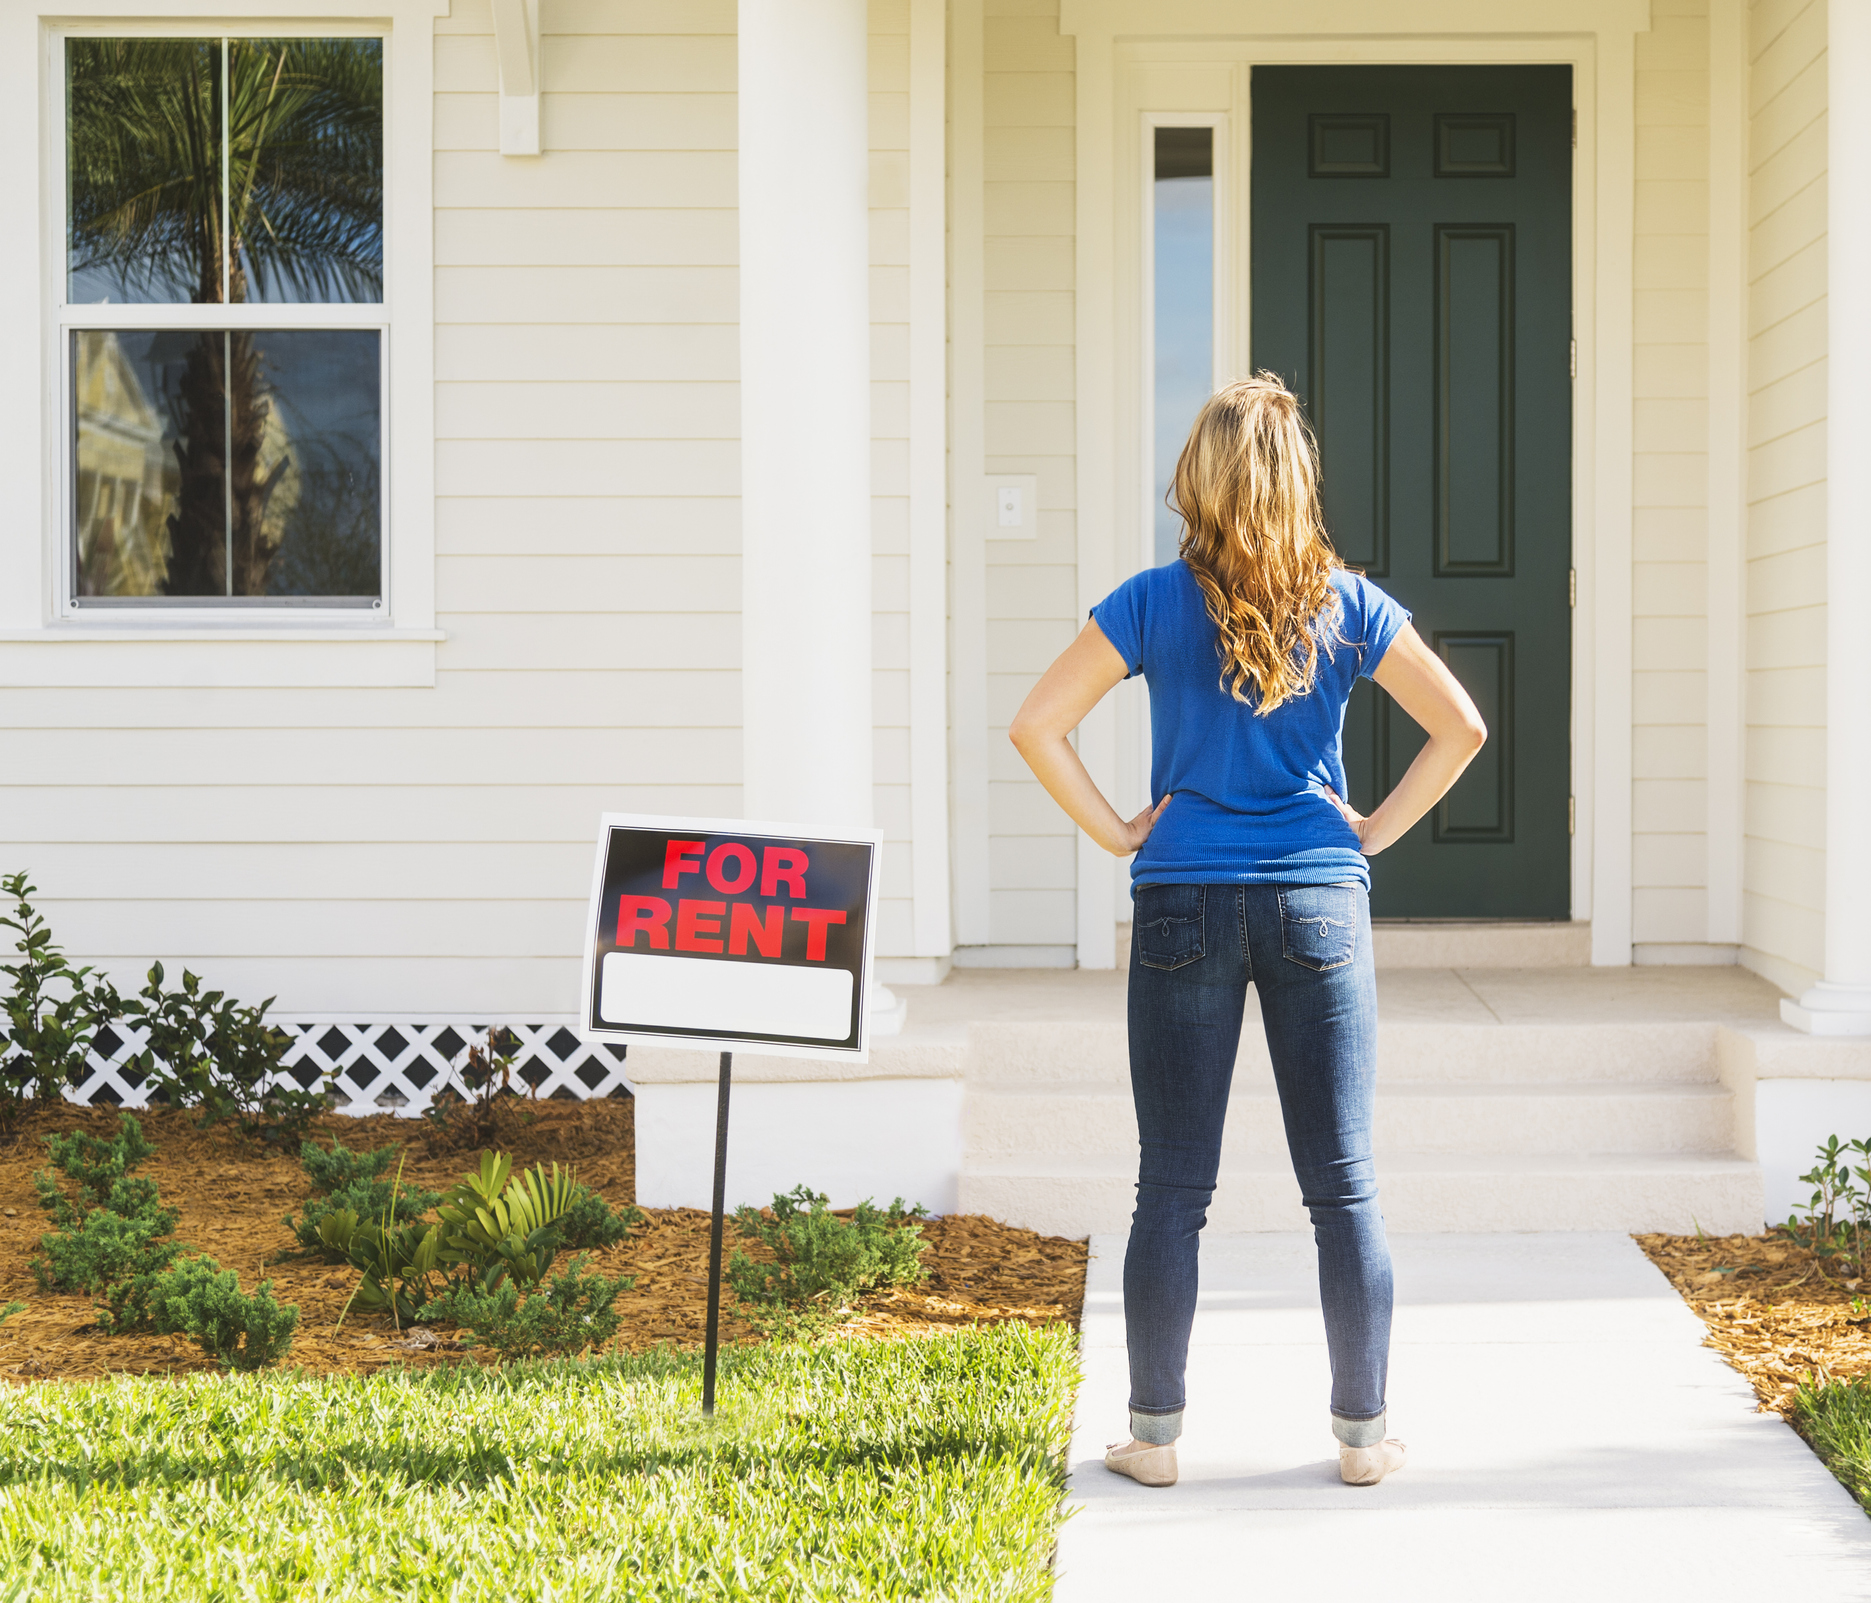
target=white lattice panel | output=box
[65,1021,631,1116]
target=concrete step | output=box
[958,1151,1765,1237]
[964,1079,1738,1159]
[966,1020,1721,1087]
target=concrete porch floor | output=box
[1055,1231,1871,1600]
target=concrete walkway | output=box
[1055,1233,1871,1600]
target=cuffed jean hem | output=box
[1130,1409,1184,1445]
[1332,1411,1387,1448]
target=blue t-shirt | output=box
[1090,562,1411,889]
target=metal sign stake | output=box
[701,1049,732,1415]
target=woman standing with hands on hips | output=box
[1010,375,1487,1489]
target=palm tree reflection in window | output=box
[67,39,383,600]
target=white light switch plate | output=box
[983,474,1039,539]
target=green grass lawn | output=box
[1796,1374,1871,1514]
[0,1324,1079,1601]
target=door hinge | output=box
[1571,108,1578,147]
[1570,338,1577,380]
[1569,567,1577,607]
[1569,796,1576,836]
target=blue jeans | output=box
[1125,881,1392,1427]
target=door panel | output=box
[1251,65,1572,918]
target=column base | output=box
[870,983,908,1037]
[1781,981,1871,1036]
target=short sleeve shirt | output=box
[1090,562,1411,888]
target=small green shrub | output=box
[548,1182,642,1251]
[147,1255,299,1370]
[0,874,117,1132]
[0,1301,23,1327]
[728,1186,929,1331]
[34,1209,185,1296]
[32,1115,184,1296]
[123,962,325,1145]
[1782,1133,1871,1276]
[298,1134,397,1196]
[287,1176,441,1258]
[420,1254,631,1360]
[38,1117,156,1203]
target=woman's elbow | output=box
[1460,713,1488,753]
[1007,715,1039,755]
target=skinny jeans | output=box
[1124,880,1392,1427]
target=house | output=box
[3,0,1867,1235]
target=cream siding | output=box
[1742,0,1828,994]
[1632,0,1715,949]
[5,0,934,1022]
[982,0,1078,952]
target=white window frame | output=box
[0,2,444,688]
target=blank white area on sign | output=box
[634,1078,964,1214]
[600,952,853,1042]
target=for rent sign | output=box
[578,813,881,1062]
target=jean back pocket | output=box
[1278,885,1359,972]
[1133,884,1206,971]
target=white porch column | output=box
[1784,0,1871,1034]
[738,0,872,831]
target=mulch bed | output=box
[1637,1232,1871,1415]
[0,1099,1087,1384]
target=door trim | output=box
[1063,2,1644,966]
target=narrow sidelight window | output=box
[63,36,385,607]
[1153,126,1214,567]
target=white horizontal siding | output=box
[1742,0,1827,993]
[1632,10,1712,946]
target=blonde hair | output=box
[1170,373,1342,714]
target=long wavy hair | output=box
[1170,374,1342,713]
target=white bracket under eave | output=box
[491,0,540,156]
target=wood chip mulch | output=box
[0,1099,1087,1385]
[1637,1231,1871,1416]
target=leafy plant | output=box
[1784,1133,1871,1274]
[434,1152,579,1293]
[419,1254,631,1361]
[0,873,118,1131]
[298,1134,397,1196]
[319,1208,448,1327]
[0,1301,24,1327]
[124,962,324,1145]
[728,1186,929,1331]
[422,1028,529,1149]
[146,1255,299,1370]
[287,1175,440,1258]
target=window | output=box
[61,35,385,609]
[1152,126,1213,567]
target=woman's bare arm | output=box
[1008,621,1172,857]
[1324,622,1487,856]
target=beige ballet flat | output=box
[1339,1437,1407,1486]
[1104,1438,1178,1487]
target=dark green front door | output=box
[1251,66,1572,918]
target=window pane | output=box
[1154,127,1214,567]
[67,40,224,305]
[73,329,381,602]
[228,40,384,304]
[244,330,382,597]
[66,38,383,307]
[74,330,219,595]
